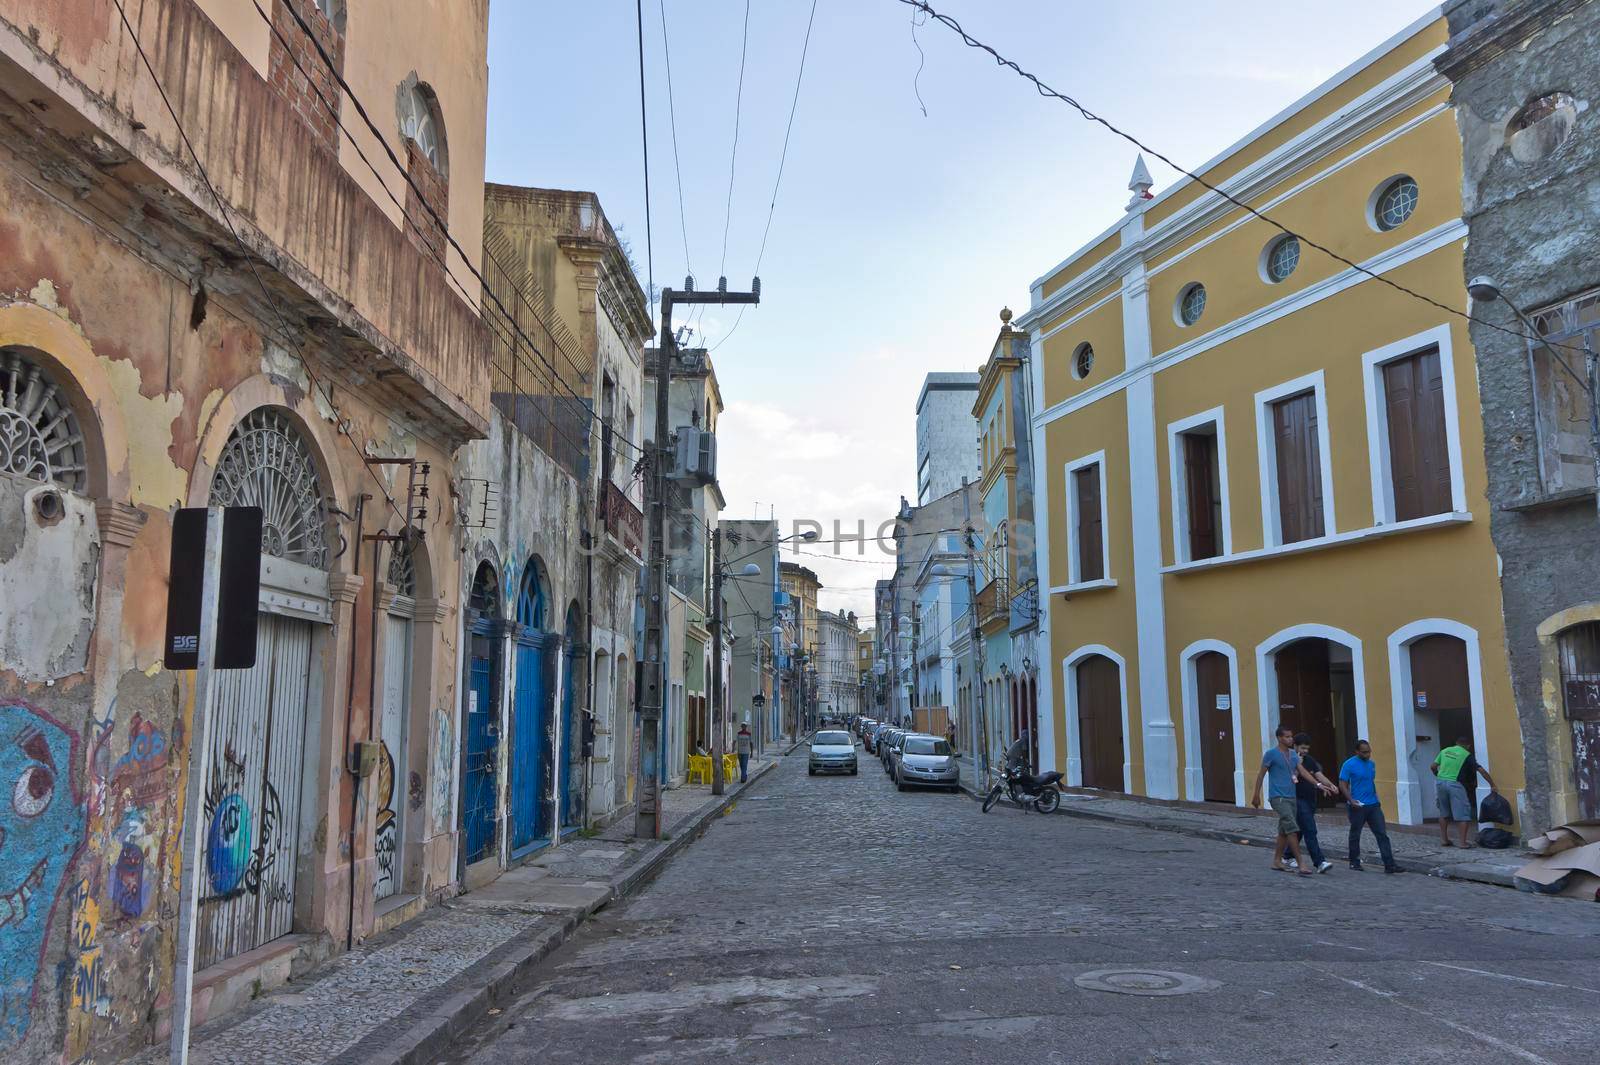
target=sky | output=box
[484,0,1431,619]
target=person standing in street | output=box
[1339,740,1403,874]
[1431,735,1497,849]
[1280,732,1337,873]
[1250,725,1317,876]
[735,722,754,783]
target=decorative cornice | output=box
[414,596,451,624]
[94,499,147,548]
[1434,0,1591,81]
[328,571,365,606]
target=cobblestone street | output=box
[442,746,1598,1065]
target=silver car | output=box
[808,729,858,776]
[895,734,959,791]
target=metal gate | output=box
[197,612,312,970]
[511,639,550,854]
[375,611,411,900]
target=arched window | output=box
[209,407,328,568]
[398,81,444,173]
[517,560,548,630]
[1,348,88,493]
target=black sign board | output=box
[163,507,263,670]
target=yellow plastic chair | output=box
[687,754,712,785]
[724,753,740,781]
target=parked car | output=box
[856,717,877,739]
[895,734,959,791]
[880,729,907,772]
[864,721,886,754]
[808,729,858,776]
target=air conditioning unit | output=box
[672,427,716,486]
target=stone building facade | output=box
[1437,0,1600,829]
[0,0,491,1058]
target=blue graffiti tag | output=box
[205,793,252,897]
[0,705,85,1049]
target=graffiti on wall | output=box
[431,708,453,831]
[373,742,397,896]
[68,877,109,1018]
[0,705,86,1049]
[202,747,282,903]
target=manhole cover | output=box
[1072,969,1220,996]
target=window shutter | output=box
[1183,432,1221,560]
[1273,392,1323,543]
[1075,465,1104,581]
[1384,348,1451,520]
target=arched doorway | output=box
[511,561,554,855]
[1073,653,1125,792]
[1403,633,1473,822]
[1556,622,1600,819]
[198,407,327,968]
[1273,637,1360,785]
[462,561,502,868]
[1190,650,1237,803]
[375,536,420,901]
[560,602,584,830]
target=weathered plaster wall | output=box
[1441,0,1600,831]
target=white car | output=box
[808,730,858,775]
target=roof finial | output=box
[999,306,1013,325]
[1127,154,1155,209]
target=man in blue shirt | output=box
[1338,739,1402,874]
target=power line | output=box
[711,0,819,354]
[109,0,406,526]
[658,0,693,284]
[254,1,620,470]
[718,0,753,280]
[894,0,1566,352]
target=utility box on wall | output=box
[673,427,717,486]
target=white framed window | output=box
[1064,451,1109,586]
[1072,342,1095,380]
[1167,407,1232,563]
[1255,371,1335,548]
[399,82,443,171]
[1368,175,1419,232]
[1175,283,1207,327]
[1361,324,1467,526]
[1259,235,1301,284]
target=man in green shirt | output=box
[1431,735,1497,849]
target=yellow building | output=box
[781,561,823,657]
[1017,12,1519,827]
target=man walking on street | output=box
[735,722,754,783]
[1432,735,1497,849]
[1251,725,1324,876]
[1339,740,1403,874]
[1281,732,1337,873]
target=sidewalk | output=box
[1050,790,1526,887]
[142,755,782,1065]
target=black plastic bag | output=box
[1478,790,1513,825]
[1477,826,1514,849]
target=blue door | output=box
[463,637,497,864]
[511,640,549,853]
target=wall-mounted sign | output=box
[1415,690,1429,709]
[163,507,262,670]
[1215,694,1232,711]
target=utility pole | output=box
[710,527,727,795]
[960,479,993,790]
[637,278,759,838]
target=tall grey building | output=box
[1437,0,1600,829]
[916,372,980,504]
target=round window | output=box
[1264,235,1300,283]
[1073,343,1095,380]
[1177,283,1207,327]
[1373,176,1418,231]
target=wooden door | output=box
[1383,348,1452,520]
[1407,634,1470,817]
[1182,431,1222,560]
[1558,623,1600,819]
[1274,639,1336,761]
[1076,655,1124,792]
[1272,392,1324,543]
[1194,651,1235,803]
[1074,465,1104,581]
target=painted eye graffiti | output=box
[12,764,55,817]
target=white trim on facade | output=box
[1166,405,1234,564]
[1064,449,1110,585]
[1031,219,1468,430]
[1385,618,1489,826]
[1026,331,1057,773]
[1360,323,1467,525]
[1177,638,1246,805]
[1160,510,1472,575]
[1253,623,1372,771]
[1048,577,1119,596]
[1254,370,1337,548]
[1062,643,1134,793]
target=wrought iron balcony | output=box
[600,480,644,559]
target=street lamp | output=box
[1469,276,1600,524]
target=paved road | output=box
[441,744,1600,1065]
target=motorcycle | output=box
[982,756,1064,814]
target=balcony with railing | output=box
[600,479,644,559]
[977,576,1009,632]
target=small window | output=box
[399,84,442,171]
[1372,176,1418,232]
[1073,343,1095,380]
[1177,283,1207,327]
[1529,288,1600,493]
[1558,623,1600,722]
[1263,235,1300,284]
[1069,461,1105,582]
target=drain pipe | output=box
[340,493,369,952]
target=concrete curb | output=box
[351,757,781,1065]
[1048,800,1520,888]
